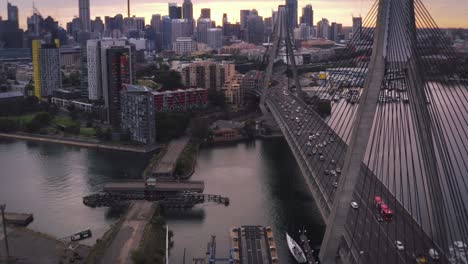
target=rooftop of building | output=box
[124,84,152,92]
[151,88,206,95]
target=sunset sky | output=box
[3,0,468,30]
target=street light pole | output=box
[0,204,10,260]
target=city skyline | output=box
[2,0,468,30]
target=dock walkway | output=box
[99,201,156,264]
[151,137,190,177]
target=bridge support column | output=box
[261,5,302,114]
[319,0,389,262]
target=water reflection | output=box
[0,140,149,245]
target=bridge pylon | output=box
[261,5,302,114]
[320,0,450,262]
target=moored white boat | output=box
[286,232,307,263]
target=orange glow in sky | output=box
[7,0,468,30]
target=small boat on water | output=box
[70,229,92,242]
[286,233,307,263]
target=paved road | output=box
[263,76,449,263]
[100,201,156,264]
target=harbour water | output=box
[0,138,325,263]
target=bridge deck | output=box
[264,87,447,263]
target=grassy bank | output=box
[142,146,167,178]
[131,203,168,264]
[175,140,199,177]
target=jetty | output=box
[3,212,34,226]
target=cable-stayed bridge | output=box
[260,0,468,263]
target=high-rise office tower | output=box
[286,0,298,29]
[222,13,228,25]
[134,17,145,32]
[169,3,182,19]
[330,22,343,42]
[151,14,162,32]
[79,0,91,32]
[317,18,329,39]
[182,0,193,20]
[200,8,211,19]
[300,4,313,27]
[0,2,22,48]
[196,18,212,44]
[92,17,105,34]
[7,2,19,28]
[246,12,265,45]
[162,16,172,50]
[352,16,362,39]
[207,28,223,49]
[240,10,250,29]
[32,40,62,99]
[171,19,192,43]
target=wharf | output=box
[230,226,279,264]
[3,212,34,226]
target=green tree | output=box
[154,70,183,90]
[34,112,52,125]
[208,89,226,109]
[105,128,112,140]
[25,119,42,133]
[95,126,104,139]
[0,119,19,132]
[191,118,210,139]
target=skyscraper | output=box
[169,3,182,19]
[171,19,192,43]
[330,22,343,42]
[196,18,212,44]
[32,40,62,98]
[105,45,136,126]
[151,14,162,32]
[300,4,313,27]
[240,10,250,30]
[222,13,228,25]
[246,12,265,45]
[87,39,128,101]
[200,8,211,19]
[182,0,193,20]
[352,16,362,39]
[286,0,298,29]
[317,18,329,39]
[162,16,172,50]
[79,0,91,32]
[7,2,19,28]
[207,28,223,49]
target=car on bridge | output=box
[395,240,405,250]
[374,196,394,221]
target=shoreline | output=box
[0,132,159,153]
